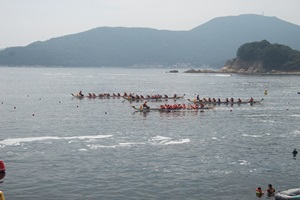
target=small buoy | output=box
[39,98,41,100]
[32,114,34,116]
[264,90,268,95]
[77,106,79,108]
[230,110,232,112]
[14,107,16,109]
[105,112,107,114]
[0,160,5,173]
[59,101,61,103]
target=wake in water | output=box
[0,134,190,149]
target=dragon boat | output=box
[71,93,123,99]
[132,105,214,112]
[187,98,264,105]
[123,95,185,102]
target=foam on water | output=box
[0,135,113,147]
[242,133,263,138]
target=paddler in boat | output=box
[173,94,177,98]
[249,97,254,102]
[196,95,200,101]
[225,98,229,103]
[218,98,221,103]
[164,94,169,99]
[200,103,205,108]
[143,101,150,109]
[79,90,84,97]
[238,98,242,103]
[230,97,234,103]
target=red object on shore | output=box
[0,160,5,172]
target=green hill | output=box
[1,14,300,67]
[222,40,300,73]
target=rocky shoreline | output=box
[184,58,300,75]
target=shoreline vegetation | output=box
[185,40,300,75]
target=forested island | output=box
[186,40,300,74]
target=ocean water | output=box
[0,67,299,200]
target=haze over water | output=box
[0,67,299,200]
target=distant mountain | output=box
[1,14,300,68]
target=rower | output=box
[79,90,84,97]
[238,98,242,103]
[230,97,234,102]
[249,97,254,102]
[197,95,200,101]
[160,105,166,109]
[143,101,150,109]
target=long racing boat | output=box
[123,94,185,102]
[71,93,123,99]
[132,105,214,112]
[187,98,264,105]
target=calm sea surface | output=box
[0,67,299,200]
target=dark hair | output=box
[268,184,272,187]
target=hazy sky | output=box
[1,0,300,48]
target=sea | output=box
[0,66,299,200]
